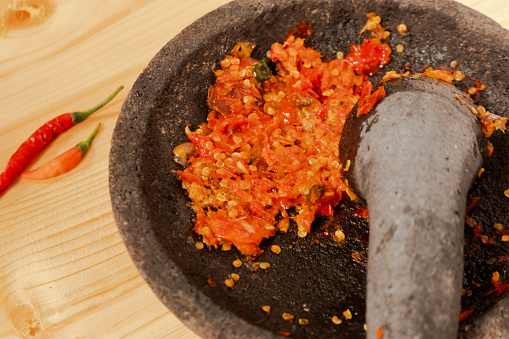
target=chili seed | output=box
[299,318,309,325]
[502,235,509,242]
[494,223,504,231]
[343,309,352,319]
[260,262,271,270]
[282,313,294,321]
[231,273,240,282]
[492,271,500,282]
[232,259,242,268]
[262,305,271,314]
[453,71,466,81]
[195,241,204,250]
[504,189,509,198]
[224,278,235,287]
[334,229,345,243]
[271,245,282,254]
[298,230,308,238]
[331,316,342,324]
[397,24,408,36]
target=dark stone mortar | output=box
[109,1,509,338]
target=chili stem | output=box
[76,123,101,154]
[71,86,123,124]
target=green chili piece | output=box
[253,57,272,82]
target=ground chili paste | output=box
[174,19,390,257]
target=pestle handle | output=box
[345,78,485,338]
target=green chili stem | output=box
[76,123,101,154]
[71,86,123,124]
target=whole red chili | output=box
[0,86,123,192]
[21,123,101,180]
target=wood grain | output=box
[0,0,507,338]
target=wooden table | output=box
[0,0,507,337]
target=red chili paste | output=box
[175,20,390,257]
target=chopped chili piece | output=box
[354,206,369,220]
[465,196,480,214]
[487,142,494,156]
[253,57,272,82]
[344,38,392,76]
[472,224,482,243]
[0,86,122,192]
[459,308,474,322]
[288,20,314,40]
[488,281,509,297]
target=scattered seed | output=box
[450,60,458,68]
[334,229,345,243]
[233,259,243,268]
[282,313,294,321]
[397,23,408,36]
[486,257,498,265]
[478,168,485,177]
[298,230,308,238]
[222,242,232,251]
[492,271,500,282]
[195,241,204,250]
[396,44,404,53]
[502,235,509,242]
[504,189,509,198]
[343,309,352,319]
[453,71,466,81]
[331,316,343,324]
[364,324,368,331]
[299,318,309,325]
[224,278,235,287]
[336,51,344,60]
[271,245,282,254]
[260,262,271,270]
[344,159,351,172]
[494,223,504,231]
[262,305,271,314]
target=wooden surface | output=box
[0,0,507,337]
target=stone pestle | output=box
[339,76,488,339]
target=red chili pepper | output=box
[0,86,122,192]
[21,123,101,180]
